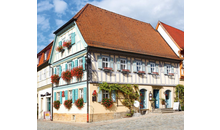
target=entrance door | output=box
[165,90,171,108]
[140,89,147,109]
[153,90,159,108]
[41,98,43,118]
[47,97,51,112]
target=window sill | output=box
[150,72,159,75]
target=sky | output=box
[37,0,184,53]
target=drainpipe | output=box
[87,47,89,123]
[50,64,53,121]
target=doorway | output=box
[140,89,147,109]
[153,89,159,108]
[165,90,171,108]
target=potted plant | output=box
[160,98,165,105]
[92,90,97,96]
[137,71,145,75]
[121,69,130,74]
[101,98,113,109]
[61,70,72,83]
[71,66,83,80]
[63,40,72,49]
[64,99,72,110]
[54,100,60,110]
[103,67,112,72]
[75,98,84,110]
[51,74,60,85]
[56,45,64,53]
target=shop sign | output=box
[173,102,179,110]
[44,111,51,120]
[134,100,140,108]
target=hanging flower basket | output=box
[61,70,72,82]
[63,40,72,49]
[152,72,159,75]
[54,100,60,110]
[101,98,113,109]
[168,73,174,76]
[75,98,84,110]
[121,69,130,74]
[92,90,97,96]
[64,99,72,110]
[56,46,64,53]
[103,67,112,72]
[71,66,83,79]
[137,71,145,75]
[51,74,60,85]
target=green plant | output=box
[64,99,72,110]
[75,98,84,110]
[101,98,113,108]
[54,100,60,110]
[71,66,83,79]
[174,84,184,108]
[51,74,60,85]
[160,98,165,101]
[61,70,72,82]
[126,113,131,117]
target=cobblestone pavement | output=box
[37,111,184,130]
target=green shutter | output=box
[65,63,67,71]
[72,89,75,103]
[164,64,167,75]
[83,87,87,103]
[147,62,151,74]
[133,60,137,73]
[59,65,62,76]
[98,87,102,102]
[54,92,56,101]
[54,68,56,75]
[59,41,62,46]
[65,90,68,100]
[116,58,120,71]
[97,55,102,69]
[127,60,131,71]
[110,57,114,70]
[71,32,75,45]
[60,91,62,104]
[142,62,146,72]
[111,90,116,102]
[171,66,174,73]
[75,89,78,100]
[71,61,74,69]
[75,59,78,67]
[82,56,86,70]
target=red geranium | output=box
[74,98,84,110]
[71,66,83,79]
[63,40,71,48]
[51,74,60,85]
[56,46,64,52]
[61,70,72,82]
[54,100,60,110]
[64,99,72,110]
[101,98,113,109]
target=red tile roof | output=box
[159,22,184,49]
[37,41,53,67]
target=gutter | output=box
[87,47,89,123]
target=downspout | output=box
[50,64,53,121]
[87,47,89,123]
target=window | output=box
[44,52,47,61]
[57,92,60,101]
[120,59,127,70]
[69,90,72,100]
[79,89,83,98]
[103,90,109,99]
[102,57,109,68]
[37,58,39,65]
[166,65,171,74]
[150,63,156,72]
[40,71,42,81]
[43,69,46,79]
[137,61,142,71]
[49,67,52,76]
[67,62,72,71]
[57,67,59,75]
[78,58,83,67]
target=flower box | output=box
[56,46,64,53]
[137,71,145,75]
[121,69,130,74]
[71,66,83,79]
[101,98,113,109]
[64,99,72,110]
[75,98,84,110]
[63,40,72,49]
[92,90,97,96]
[168,73,174,76]
[61,70,72,82]
[51,74,60,85]
[152,72,159,75]
[103,67,112,72]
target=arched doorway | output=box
[140,89,147,109]
[165,90,171,108]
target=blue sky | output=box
[37,0,184,53]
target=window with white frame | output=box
[40,71,42,81]
[49,67,52,76]
[103,90,109,99]
[150,63,156,72]
[43,69,46,79]
[37,58,39,65]
[67,62,72,71]
[137,61,142,71]
[102,57,109,68]
[166,65,171,74]
[57,92,60,101]
[120,59,126,70]
[79,89,83,98]
[69,90,72,100]
[57,67,59,75]
[78,58,83,67]
[44,52,47,61]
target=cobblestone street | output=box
[37,111,184,130]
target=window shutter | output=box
[59,66,62,77]
[82,56,86,70]
[98,87,102,102]
[71,61,74,69]
[54,68,56,75]
[171,66,174,73]
[71,32,75,45]
[164,64,167,75]
[60,91,62,104]
[156,64,159,73]
[83,87,87,103]
[54,92,56,101]
[97,55,102,69]
[142,62,146,72]
[59,41,62,46]
[72,89,75,103]
[75,59,78,67]
[127,60,131,71]
[65,90,68,100]
[147,62,151,73]
[110,57,114,70]
[75,89,78,101]
[65,63,67,71]
[111,90,116,102]
[116,58,120,71]
[133,60,137,73]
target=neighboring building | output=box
[156,21,184,85]
[37,41,53,120]
[49,4,182,123]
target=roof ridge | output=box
[73,3,90,19]
[160,21,184,32]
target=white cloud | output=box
[55,19,66,27]
[90,0,184,30]
[37,15,50,31]
[53,0,68,14]
[37,1,54,12]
